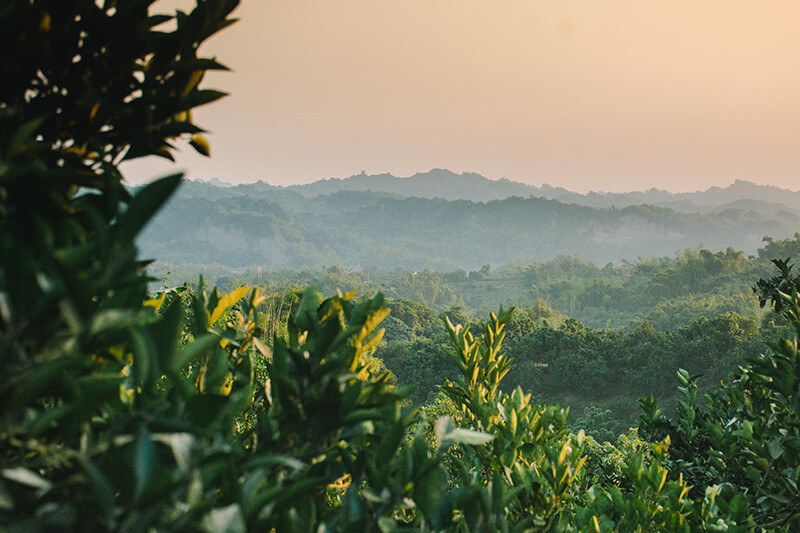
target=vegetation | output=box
[139,177,800,271]
[2,2,799,531]
[150,235,800,329]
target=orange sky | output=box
[124,0,800,193]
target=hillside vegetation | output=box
[151,233,800,329]
[140,177,800,270]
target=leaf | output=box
[143,293,166,312]
[155,296,185,370]
[157,121,204,138]
[1,468,53,491]
[176,57,231,71]
[768,438,783,459]
[189,133,211,156]
[8,117,45,156]
[442,428,494,447]
[77,457,116,528]
[210,286,249,324]
[243,454,307,472]
[509,407,518,437]
[253,338,271,359]
[152,433,194,473]
[435,416,456,449]
[294,286,321,333]
[89,309,133,335]
[134,425,155,500]
[171,333,219,373]
[184,89,228,109]
[182,71,205,98]
[202,504,246,533]
[74,374,123,401]
[414,466,445,525]
[146,14,173,28]
[129,327,153,389]
[0,479,14,511]
[378,517,402,533]
[191,283,211,335]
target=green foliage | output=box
[377,339,454,404]
[150,234,800,330]
[0,0,238,375]
[753,258,800,312]
[140,175,800,273]
[640,265,800,530]
[431,305,750,531]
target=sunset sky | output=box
[124,0,800,193]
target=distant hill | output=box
[284,169,536,201]
[139,174,800,271]
[205,170,800,213]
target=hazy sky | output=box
[124,1,800,193]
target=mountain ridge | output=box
[140,174,800,271]
[196,170,800,213]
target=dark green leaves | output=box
[0,2,241,529]
[133,425,155,501]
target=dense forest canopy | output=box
[139,176,800,270]
[150,233,800,329]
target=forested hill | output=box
[140,177,800,270]
[205,169,800,213]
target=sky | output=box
[123,0,800,193]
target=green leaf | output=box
[146,14,173,28]
[0,479,14,511]
[155,295,185,370]
[189,134,211,156]
[134,425,155,500]
[152,433,194,473]
[129,327,153,390]
[745,465,760,482]
[78,457,116,528]
[88,309,134,335]
[156,121,204,138]
[509,407,518,437]
[8,117,45,156]
[768,438,783,459]
[210,286,249,324]
[414,466,445,525]
[191,283,211,335]
[442,428,494,447]
[294,286,320,333]
[184,89,228,109]
[242,455,307,472]
[171,333,219,373]
[435,415,456,449]
[378,516,402,533]
[176,57,231,71]
[1,468,53,491]
[202,504,246,533]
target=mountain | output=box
[283,169,537,201]
[211,170,800,213]
[139,175,800,271]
